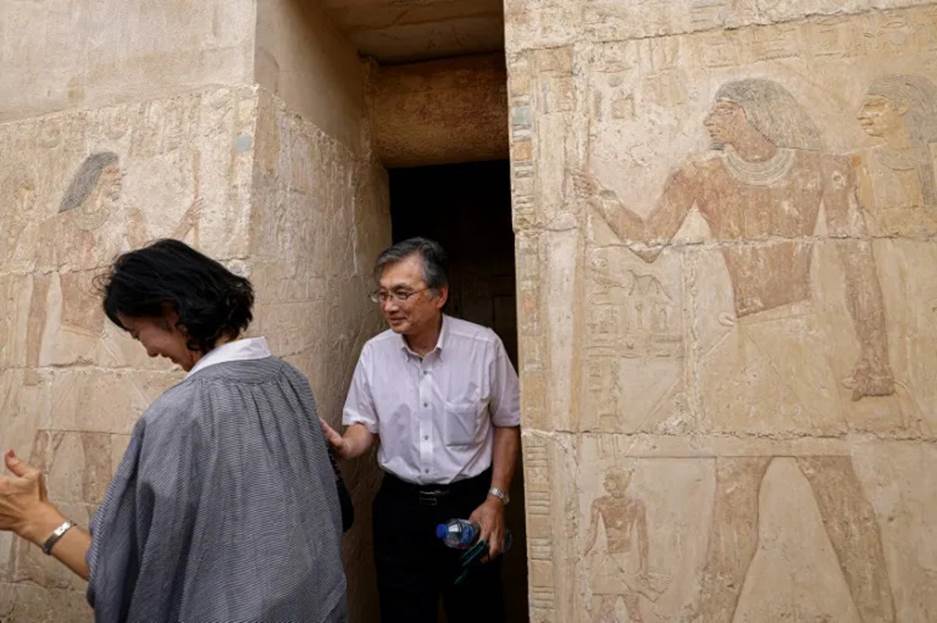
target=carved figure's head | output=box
[603,468,633,498]
[708,79,823,151]
[58,151,122,232]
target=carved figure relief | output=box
[854,74,937,236]
[577,78,894,435]
[850,74,937,434]
[1,171,36,265]
[583,469,665,623]
[576,79,897,619]
[26,152,200,370]
[0,173,36,367]
[700,456,894,622]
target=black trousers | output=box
[372,469,505,623]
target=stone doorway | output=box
[389,160,529,622]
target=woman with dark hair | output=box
[0,239,348,622]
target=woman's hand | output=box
[0,450,91,579]
[0,450,59,544]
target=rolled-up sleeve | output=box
[342,345,379,433]
[488,334,521,427]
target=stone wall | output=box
[505,1,937,621]
[253,3,389,621]
[0,83,258,621]
[0,2,389,621]
[0,0,256,123]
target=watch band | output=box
[41,520,74,555]
[488,486,510,506]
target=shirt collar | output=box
[186,336,272,378]
[398,314,449,358]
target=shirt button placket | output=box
[419,363,432,479]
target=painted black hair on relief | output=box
[97,239,254,353]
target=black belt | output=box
[381,468,491,507]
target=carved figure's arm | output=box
[574,164,699,262]
[635,501,649,574]
[823,156,894,400]
[583,500,602,555]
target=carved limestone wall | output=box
[253,2,390,620]
[505,2,937,621]
[250,87,389,623]
[0,4,390,622]
[0,85,257,621]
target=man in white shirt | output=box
[321,237,520,622]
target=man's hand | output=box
[319,417,351,459]
[319,419,376,460]
[845,356,895,401]
[468,497,506,562]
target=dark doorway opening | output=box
[389,160,528,622]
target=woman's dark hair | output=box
[97,239,254,353]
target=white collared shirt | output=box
[186,337,272,377]
[342,315,520,485]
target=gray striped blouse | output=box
[86,357,347,622]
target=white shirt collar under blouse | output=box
[186,337,272,378]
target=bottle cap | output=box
[436,524,447,539]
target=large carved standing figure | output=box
[577,79,895,621]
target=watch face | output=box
[490,487,509,505]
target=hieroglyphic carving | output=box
[807,16,865,59]
[742,23,802,61]
[523,436,556,622]
[587,256,680,358]
[583,243,686,433]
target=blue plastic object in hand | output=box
[436,519,479,549]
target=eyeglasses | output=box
[368,287,430,304]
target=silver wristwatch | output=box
[488,486,510,506]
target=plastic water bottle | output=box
[436,519,513,553]
[436,519,478,549]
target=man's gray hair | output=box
[374,237,449,292]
